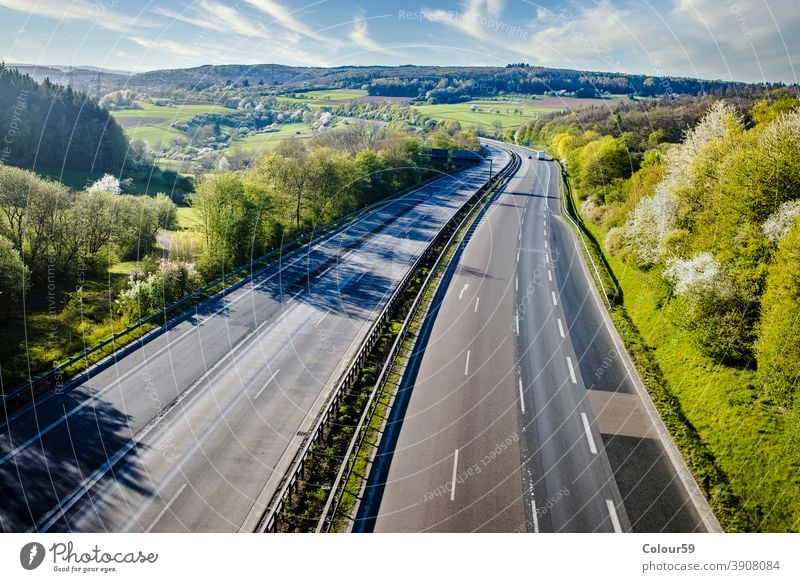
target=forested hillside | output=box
[531,91,800,530]
[0,64,128,172]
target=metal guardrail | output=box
[256,148,518,533]
[0,167,461,410]
[315,151,520,533]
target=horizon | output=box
[1,1,798,84]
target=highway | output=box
[361,144,717,533]
[0,146,509,533]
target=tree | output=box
[756,218,800,406]
[0,234,29,315]
[576,135,631,190]
[88,174,122,195]
[189,172,260,275]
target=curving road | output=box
[361,144,718,533]
[0,146,509,533]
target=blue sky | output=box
[0,0,797,83]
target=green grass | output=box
[176,206,201,230]
[292,89,367,101]
[111,101,232,148]
[107,261,141,275]
[571,185,800,531]
[228,122,310,153]
[413,101,560,129]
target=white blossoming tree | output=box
[622,184,678,267]
[87,174,121,195]
[762,199,800,243]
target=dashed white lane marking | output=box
[545,253,549,264]
[557,318,566,339]
[547,269,552,282]
[459,283,469,300]
[566,357,577,384]
[146,483,186,533]
[516,249,520,263]
[515,313,520,336]
[474,296,480,312]
[464,350,471,376]
[551,291,558,306]
[518,378,526,413]
[544,229,547,237]
[451,449,460,501]
[606,499,622,533]
[515,276,519,291]
[531,498,540,533]
[581,412,598,455]
[254,369,281,399]
[544,240,548,249]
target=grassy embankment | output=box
[562,169,799,532]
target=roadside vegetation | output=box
[0,117,480,395]
[526,90,800,531]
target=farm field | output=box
[412,100,561,129]
[228,122,310,152]
[111,101,232,147]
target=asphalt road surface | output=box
[363,146,715,533]
[0,146,509,533]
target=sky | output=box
[0,0,797,83]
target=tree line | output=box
[188,122,479,280]
[544,90,800,408]
[0,64,129,173]
[0,165,176,313]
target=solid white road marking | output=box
[551,291,558,306]
[451,449,460,501]
[145,483,186,533]
[254,369,281,399]
[474,296,480,312]
[518,378,526,413]
[606,499,623,533]
[459,283,469,300]
[547,270,552,282]
[531,499,540,533]
[464,350,471,376]
[581,412,598,454]
[566,357,577,384]
[557,318,566,339]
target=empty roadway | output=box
[0,146,509,532]
[363,146,715,533]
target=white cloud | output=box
[244,0,329,41]
[348,15,397,56]
[156,1,262,37]
[0,0,156,33]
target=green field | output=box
[176,206,201,230]
[291,88,367,101]
[413,101,562,129]
[112,102,232,148]
[228,122,310,153]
